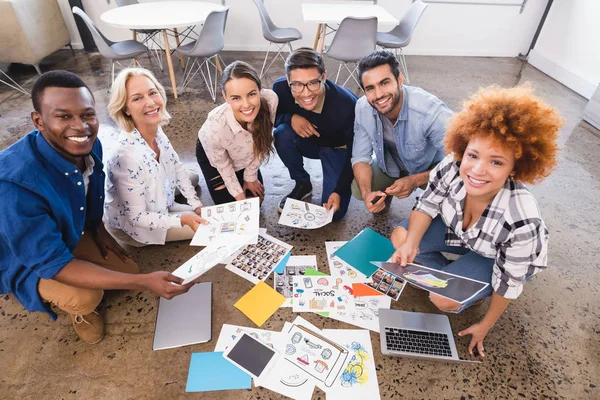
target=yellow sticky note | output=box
[234,281,286,327]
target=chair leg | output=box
[260,42,272,79]
[399,48,410,85]
[33,64,42,76]
[334,63,343,84]
[0,70,30,96]
[68,44,76,56]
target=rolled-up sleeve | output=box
[351,104,374,167]
[0,181,74,280]
[492,220,547,299]
[413,155,456,219]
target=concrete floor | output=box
[0,50,599,399]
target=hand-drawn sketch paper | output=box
[173,237,249,284]
[191,197,260,246]
[327,295,392,333]
[278,199,334,229]
[325,241,370,284]
[225,232,293,284]
[283,321,350,388]
[321,329,381,399]
[291,275,355,314]
[274,255,318,307]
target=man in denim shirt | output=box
[351,50,452,213]
[0,71,195,345]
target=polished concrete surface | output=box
[0,50,599,399]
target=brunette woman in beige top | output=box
[196,61,278,204]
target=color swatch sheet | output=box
[185,352,251,392]
[333,228,395,277]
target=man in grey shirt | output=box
[352,50,452,213]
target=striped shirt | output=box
[414,154,548,299]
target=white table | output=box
[302,3,399,53]
[101,1,227,99]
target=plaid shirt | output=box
[414,155,548,299]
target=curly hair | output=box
[444,85,562,184]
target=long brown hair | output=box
[221,61,274,162]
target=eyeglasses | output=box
[288,76,323,93]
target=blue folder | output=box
[333,228,395,277]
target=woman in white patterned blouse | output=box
[104,68,207,247]
[196,61,278,204]
[390,85,562,357]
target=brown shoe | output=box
[71,310,105,344]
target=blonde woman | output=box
[104,68,206,247]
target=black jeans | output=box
[196,139,264,205]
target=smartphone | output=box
[371,195,384,205]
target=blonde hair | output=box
[108,68,171,132]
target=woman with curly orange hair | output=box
[390,85,561,358]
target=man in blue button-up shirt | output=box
[0,71,195,344]
[351,50,452,213]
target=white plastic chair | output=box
[176,8,229,101]
[326,17,377,88]
[376,0,428,84]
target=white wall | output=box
[528,0,600,99]
[58,0,548,57]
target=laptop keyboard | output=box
[384,327,452,357]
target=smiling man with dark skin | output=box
[0,71,194,345]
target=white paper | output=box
[325,241,370,284]
[214,324,281,352]
[253,321,316,400]
[225,232,293,284]
[191,197,260,246]
[274,255,318,307]
[326,295,391,333]
[292,275,355,314]
[172,237,249,284]
[278,199,334,229]
[321,329,381,399]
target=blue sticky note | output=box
[185,352,252,392]
[273,251,291,273]
[334,228,395,277]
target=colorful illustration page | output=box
[284,324,349,387]
[325,241,369,284]
[328,295,392,333]
[278,199,334,229]
[191,197,260,246]
[292,275,355,313]
[225,232,292,284]
[274,256,318,307]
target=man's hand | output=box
[323,192,341,213]
[458,321,492,358]
[391,242,418,266]
[385,176,417,199]
[243,180,265,198]
[140,271,195,299]
[92,224,131,262]
[364,191,387,213]
[291,115,320,138]
[180,214,209,232]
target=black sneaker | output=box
[278,180,313,213]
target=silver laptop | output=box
[153,282,212,350]
[378,308,480,364]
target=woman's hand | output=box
[194,207,202,215]
[458,321,492,357]
[235,193,247,201]
[391,241,418,266]
[180,214,209,232]
[243,180,264,198]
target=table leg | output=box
[173,28,185,68]
[215,56,223,74]
[162,29,178,99]
[318,24,326,53]
[313,24,322,50]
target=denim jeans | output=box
[398,216,494,312]
[274,123,351,220]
